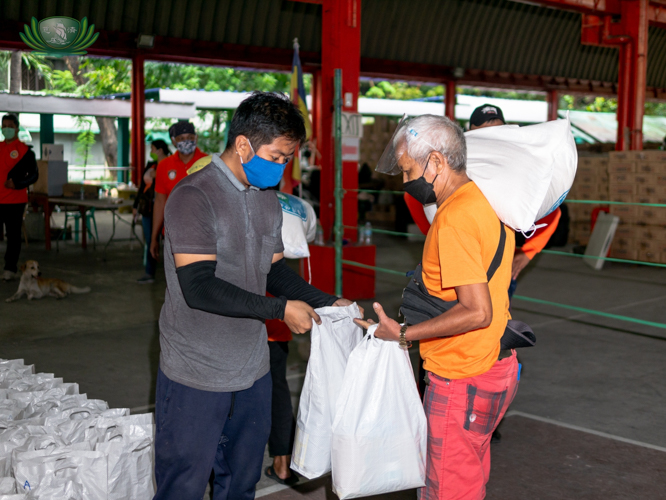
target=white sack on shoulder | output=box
[464,118,577,232]
[291,303,363,479]
[331,325,426,499]
[278,193,317,259]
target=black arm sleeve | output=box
[267,258,338,309]
[9,149,38,189]
[177,260,287,320]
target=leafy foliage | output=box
[74,116,96,170]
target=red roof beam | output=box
[511,0,666,28]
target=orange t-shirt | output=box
[154,148,207,198]
[420,181,515,380]
[0,140,30,204]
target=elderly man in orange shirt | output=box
[356,115,519,500]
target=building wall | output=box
[31,132,107,166]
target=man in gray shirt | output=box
[153,92,356,500]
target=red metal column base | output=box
[303,244,376,300]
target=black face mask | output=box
[403,160,438,205]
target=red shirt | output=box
[154,148,207,198]
[0,140,29,204]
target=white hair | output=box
[397,115,467,172]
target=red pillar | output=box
[622,0,649,150]
[445,80,456,120]
[311,70,322,167]
[131,54,146,185]
[320,0,361,241]
[581,5,648,151]
[616,43,632,151]
[547,90,559,121]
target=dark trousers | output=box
[153,368,272,500]
[268,341,296,457]
[0,203,25,273]
[508,278,518,299]
[141,216,156,276]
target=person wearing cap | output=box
[469,104,506,130]
[0,113,38,281]
[150,120,207,260]
[356,114,519,500]
[153,92,357,500]
[468,104,562,300]
[469,104,562,446]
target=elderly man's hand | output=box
[4,179,15,189]
[353,302,401,341]
[332,298,364,318]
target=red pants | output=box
[419,353,519,500]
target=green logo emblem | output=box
[20,17,99,56]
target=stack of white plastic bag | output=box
[424,117,577,233]
[0,359,155,499]
[291,307,427,499]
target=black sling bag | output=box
[400,220,536,350]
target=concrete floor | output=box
[1,211,666,499]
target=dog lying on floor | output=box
[6,260,91,302]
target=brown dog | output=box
[6,260,91,302]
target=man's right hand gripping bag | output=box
[331,325,426,499]
[291,303,363,479]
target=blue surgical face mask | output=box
[239,141,288,189]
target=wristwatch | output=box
[399,325,410,350]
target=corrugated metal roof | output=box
[3,0,666,88]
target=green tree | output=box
[74,116,96,177]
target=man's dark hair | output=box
[152,139,171,156]
[225,92,306,152]
[2,113,19,127]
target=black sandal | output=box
[264,466,299,486]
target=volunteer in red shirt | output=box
[0,113,38,281]
[150,120,206,260]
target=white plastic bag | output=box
[96,435,154,500]
[291,304,363,479]
[13,450,107,500]
[464,118,577,232]
[94,414,155,500]
[331,325,426,499]
[0,477,14,494]
[277,192,317,259]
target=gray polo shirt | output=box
[159,154,284,392]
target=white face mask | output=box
[424,203,438,224]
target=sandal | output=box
[264,466,299,486]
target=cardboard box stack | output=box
[359,116,398,169]
[567,156,609,246]
[359,117,401,227]
[607,150,666,263]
